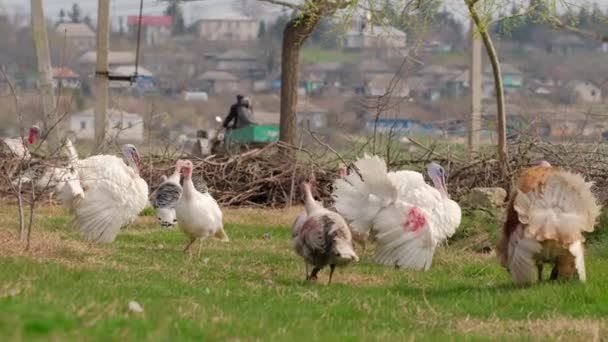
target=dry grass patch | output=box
[0,228,105,267]
[454,316,605,340]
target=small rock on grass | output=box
[128,300,144,314]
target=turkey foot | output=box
[307,267,321,281]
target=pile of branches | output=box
[142,142,341,207]
[400,137,608,204]
[4,137,608,207]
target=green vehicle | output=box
[221,124,280,154]
[193,116,280,156]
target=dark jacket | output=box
[223,103,255,129]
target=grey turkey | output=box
[292,181,358,284]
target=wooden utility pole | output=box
[467,18,482,159]
[94,0,110,149]
[31,0,60,153]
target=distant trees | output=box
[68,3,82,23]
[164,0,186,36]
[58,9,66,23]
[494,0,608,46]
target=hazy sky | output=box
[0,0,604,28]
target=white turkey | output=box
[59,144,149,243]
[292,181,358,284]
[332,155,461,270]
[0,125,40,159]
[12,138,82,203]
[1,125,41,178]
[155,159,228,257]
[497,161,601,285]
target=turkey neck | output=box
[182,169,196,199]
[303,184,319,214]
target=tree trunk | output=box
[279,14,322,147]
[467,1,508,176]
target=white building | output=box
[69,108,144,142]
[54,22,95,51]
[195,11,259,41]
[344,24,407,57]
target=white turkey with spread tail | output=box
[59,144,148,243]
[155,159,228,257]
[332,155,461,270]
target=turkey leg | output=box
[327,264,336,285]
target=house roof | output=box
[55,22,94,38]
[198,70,238,81]
[550,34,585,45]
[366,74,404,88]
[405,76,431,90]
[357,59,392,72]
[53,67,79,78]
[78,51,136,65]
[127,16,172,26]
[216,49,257,60]
[111,65,154,77]
[484,63,523,75]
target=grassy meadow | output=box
[1,205,608,341]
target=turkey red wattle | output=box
[402,207,426,233]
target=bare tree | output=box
[257,0,353,149]
[466,0,508,176]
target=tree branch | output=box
[550,16,608,43]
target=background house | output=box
[69,108,144,142]
[195,11,259,41]
[77,51,136,70]
[196,70,242,94]
[52,67,80,89]
[54,22,95,51]
[364,74,409,98]
[127,15,172,46]
[109,65,156,90]
[546,34,586,55]
[213,50,265,79]
[344,23,407,57]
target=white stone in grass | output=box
[128,300,144,313]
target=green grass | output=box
[1,206,607,341]
[301,46,361,64]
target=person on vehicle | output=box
[222,94,244,129]
[222,94,256,130]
